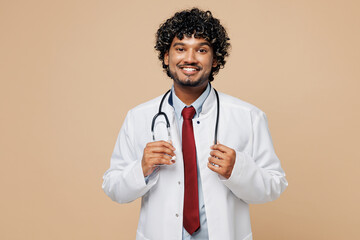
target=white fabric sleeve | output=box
[221,108,288,204]
[102,110,159,204]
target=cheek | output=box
[169,58,183,68]
[200,54,214,64]
[170,53,181,62]
[203,58,215,70]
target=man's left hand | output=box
[208,143,236,179]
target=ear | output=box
[212,58,218,68]
[164,51,169,66]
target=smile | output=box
[182,67,197,72]
[179,66,200,75]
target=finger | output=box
[147,141,175,150]
[148,153,172,161]
[207,162,221,173]
[149,146,176,156]
[210,143,231,153]
[150,156,175,165]
[208,156,224,167]
[209,150,225,160]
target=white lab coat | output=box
[102,88,288,240]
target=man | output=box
[103,8,288,240]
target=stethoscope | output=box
[151,87,220,144]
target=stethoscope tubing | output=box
[151,87,220,144]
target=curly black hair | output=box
[155,8,231,81]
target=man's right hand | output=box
[142,141,176,177]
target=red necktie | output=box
[181,106,200,235]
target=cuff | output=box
[220,150,246,187]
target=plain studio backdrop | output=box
[1,0,359,239]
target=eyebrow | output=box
[172,42,211,47]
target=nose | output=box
[184,49,198,64]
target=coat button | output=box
[197,121,200,124]
[175,213,179,217]
[178,181,181,185]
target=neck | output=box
[173,81,209,105]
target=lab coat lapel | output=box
[194,87,218,173]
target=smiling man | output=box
[103,8,288,240]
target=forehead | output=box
[170,36,212,47]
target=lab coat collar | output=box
[169,83,211,120]
[200,84,217,117]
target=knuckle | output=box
[162,158,170,164]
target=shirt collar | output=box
[168,83,211,119]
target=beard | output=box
[168,65,210,87]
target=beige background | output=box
[1,0,359,239]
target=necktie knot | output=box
[182,106,196,120]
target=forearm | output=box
[102,159,158,203]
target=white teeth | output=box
[183,68,197,71]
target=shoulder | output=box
[217,91,265,116]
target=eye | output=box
[176,47,184,52]
[198,49,208,53]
